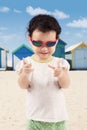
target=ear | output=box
[28,35,32,44]
[56,36,59,43]
[55,37,59,47]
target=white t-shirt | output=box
[16,56,70,122]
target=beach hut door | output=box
[1,50,7,68]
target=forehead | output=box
[32,29,56,41]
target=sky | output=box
[0,0,87,60]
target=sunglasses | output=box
[30,38,57,47]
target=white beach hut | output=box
[0,45,9,70]
[65,41,87,70]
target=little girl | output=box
[16,14,70,130]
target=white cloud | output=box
[53,9,69,19]
[26,6,69,19]
[13,9,22,13]
[67,18,87,28]
[26,6,50,15]
[0,6,10,12]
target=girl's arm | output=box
[17,59,33,89]
[48,58,71,89]
[18,71,30,89]
[58,68,70,88]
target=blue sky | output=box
[0,0,87,60]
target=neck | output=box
[31,54,53,63]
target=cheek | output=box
[50,46,56,53]
[32,46,40,52]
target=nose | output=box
[40,45,48,51]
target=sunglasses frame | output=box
[30,37,58,47]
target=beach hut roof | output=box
[58,39,67,45]
[0,44,9,52]
[65,41,87,53]
[12,44,34,54]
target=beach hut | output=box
[0,45,9,70]
[53,39,67,58]
[65,41,87,69]
[12,44,34,70]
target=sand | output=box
[0,71,87,130]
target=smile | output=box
[40,52,48,54]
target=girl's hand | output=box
[48,61,65,78]
[48,60,70,88]
[22,58,33,74]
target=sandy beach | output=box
[0,70,87,130]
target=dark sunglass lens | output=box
[32,41,41,46]
[47,42,56,47]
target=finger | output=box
[23,58,28,65]
[24,64,31,69]
[57,59,63,68]
[24,67,33,71]
[58,59,67,69]
[23,58,32,67]
[48,64,55,70]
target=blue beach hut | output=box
[53,39,67,58]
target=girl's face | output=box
[29,29,58,61]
